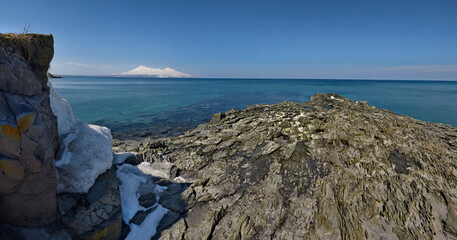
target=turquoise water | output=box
[51,76,457,137]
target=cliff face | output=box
[0,34,58,226]
[135,94,457,239]
[0,33,120,239]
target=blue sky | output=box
[1,0,457,79]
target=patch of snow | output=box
[174,176,187,183]
[120,65,191,78]
[330,95,343,102]
[126,205,169,240]
[48,80,113,193]
[48,81,78,135]
[116,164,149,222]
[55,123,112,193]
[113,152,136,165]
[116,162,171,235]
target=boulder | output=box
[0,33,58,226]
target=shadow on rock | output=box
[115,161,191,240]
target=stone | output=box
[210,112,226,124]
[0,33,58,227]
[137,93,457,239]
[139,192,157,208]
[58,167,122,239]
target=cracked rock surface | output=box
[136,93,457,240]
[0,33,58,226]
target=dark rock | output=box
[156,211,181,234]
[47,73,62,78]
[57,167,122,239]
[139,192,157,208]
[129,207,156,225]
[124,153,143,165]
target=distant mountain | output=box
[119,65,191,78]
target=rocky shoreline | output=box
[2,33,457,239]
[117,93,457,239]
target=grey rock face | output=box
[139,93,457,239]
[57,167,122,240]
[0,34,58,226]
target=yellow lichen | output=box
[83,221,122,240]
[18,113,35,133]
[0,124,20,140]
[0,159,25,181]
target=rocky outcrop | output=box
[137,93,457,239]
[1,33,118,239]
[0,34,58,226]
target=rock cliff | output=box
[0,34,58,226]
[0,33,120,239]
[134,93,457,239]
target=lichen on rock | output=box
[0,33,58,226]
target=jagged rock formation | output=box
[138,93,457,239]
[0,34,58,226]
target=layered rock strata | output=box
[0,34,58,226]
[137,93,457,239]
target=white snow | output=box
[330,95,343,101]
[120,65,191,78]
[116,162,181,239]
[126,205,169,240]
[48,80,113,193]
[116,164,149,222]
[48,81,78,135]
[113,152,136,165]
[174,176,187,183]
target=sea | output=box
[51,76,457,138]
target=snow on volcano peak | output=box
[120,66,191,78]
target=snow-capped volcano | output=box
[120,65,191,78]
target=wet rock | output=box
[139,93,457,239]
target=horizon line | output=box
[52,74,457,82]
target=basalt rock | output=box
[140,93,457,239]
[0,33,58,226]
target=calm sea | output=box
[51,76,457,137]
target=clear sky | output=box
[1,0,457,80]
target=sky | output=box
[1,0,457,80]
